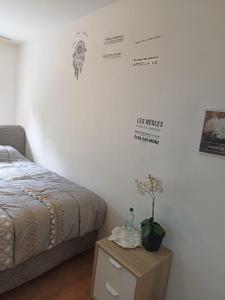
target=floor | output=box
[1,249,94,300]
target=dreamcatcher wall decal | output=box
[72,32,88,80]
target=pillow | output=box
[0,145,26,162]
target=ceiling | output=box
[0,0,118,43]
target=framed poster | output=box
[199,110,225,156]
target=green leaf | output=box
[141,219,150,226]
[152,223,166,237]
[141,223,152,238]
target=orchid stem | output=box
[147,191,155,222]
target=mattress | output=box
[0,145,106,272]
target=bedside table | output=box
[90,237,172,300]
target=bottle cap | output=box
[129,207,134,212]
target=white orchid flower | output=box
[135,174,163,221]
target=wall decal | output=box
[104,35,124,45]
[133,56,159,67]
[135,35,160,45]
[134,117,164,145]
[132,34,160,68]
[102,52,121,59]
[72,32,88,80]
[199,110,225,156]
[102,34,124,60]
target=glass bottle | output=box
[124,207,135,243]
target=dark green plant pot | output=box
[141,222,166,252]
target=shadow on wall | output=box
[25,137,34,161]
[98,203,123,239]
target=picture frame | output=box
[199,110,225,157]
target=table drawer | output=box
[93,248,136,300]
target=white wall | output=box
[0,41,18,124]
[16,0,225,299]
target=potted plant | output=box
[135,175,165,251]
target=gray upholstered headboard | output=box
[0,125,26,155]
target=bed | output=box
[0,125,106,294]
